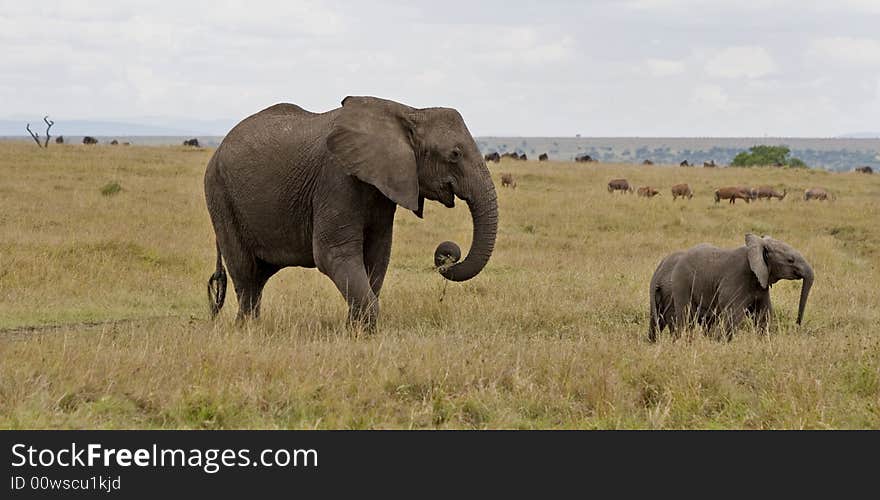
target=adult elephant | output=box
[204,96,498,328]
[648,234,813,341]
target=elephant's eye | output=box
[449,149,462,162]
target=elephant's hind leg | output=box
[233,260,278,321]
[208,187,276,321]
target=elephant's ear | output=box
[327,96,420,212]
[746,233,769,289]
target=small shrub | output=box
[100,182,122,196]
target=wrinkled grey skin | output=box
[649,234,813,341]
[204,96,498,328]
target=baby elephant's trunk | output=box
[797,264,814,325]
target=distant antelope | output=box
[714,186,752,204]
[608,178,633,193]
[539,153,549,161]
[679,160,690,167]
[637,186,661,198]
[670,183,693,200]
[754,186,787,201]
[804,187,832,201]
[500,173,517,189]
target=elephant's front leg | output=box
[364,221,394,297]
[314,210,379,329]
[753,293,772,334]
[321,249,378,329]
[363,203,396,297]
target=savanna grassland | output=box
[1,142,878,429]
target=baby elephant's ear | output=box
[746,233,769,289]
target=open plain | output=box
[1,142,878,429]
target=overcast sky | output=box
[2,0,879,136]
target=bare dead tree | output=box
[25,116,55,148]
[43,116,54,147]
[26,123,42,147]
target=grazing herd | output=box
[495,154,845,204]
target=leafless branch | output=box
[26,123,42,147]
[43,115,54,148]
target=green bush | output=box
[731,145,807,168]
[100,181,122,196]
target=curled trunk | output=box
[437,173,498,282]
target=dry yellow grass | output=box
[1,142,878,429]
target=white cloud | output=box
[806,37,880,68]
[691,84,734,111]
[705,46,776,79]
[645,58,686,77]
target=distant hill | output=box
[837,132,880,139]
[0,118,235,136]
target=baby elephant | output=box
[648,234,813,341]
[637,186,660,197]
[500,172,517,189]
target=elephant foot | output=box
[347,301,379,334]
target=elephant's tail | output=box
[207,241,227,318]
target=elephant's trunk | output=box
[797,264,813,325]
[437,168,498,282]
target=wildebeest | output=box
[122,142,131,146]
[637,186,660,198]
[575,154,595,163]
[539,153,549,161]
[608,178,633,193]
[501,152,519,160]
[855,166,873,174]
[183,138,200,147]
[703,160,716,167]
[804,187,832,201]
[679,160,689,167]
[714,186,752,204]
[754,186,787,201]
[642,159,654,165]
[670,183,693,200]
[519,153,528,161]
[83,136,98,145]
[55,136,64,144]
[484,152,501,163]
[110,139,119,145]
[500,173,517,189]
